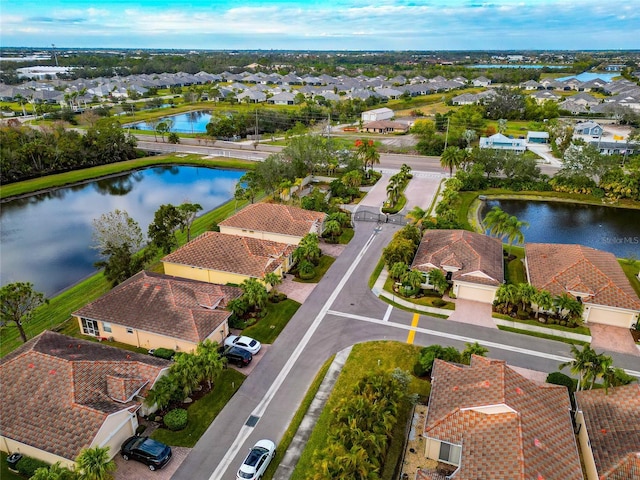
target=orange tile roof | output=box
[526,244,640,310]
[424,356,583,480]
[219,203,326,238]
[73,271,241,344]
[0,331,169,461]
[574,384,640,479]
[411,230,504,286]
[162,232,296,278]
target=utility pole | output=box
[443,117,451,150]
[51,44,59,67]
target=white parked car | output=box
[236,439,276,480]
[225,335,261,354]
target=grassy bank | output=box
[1,154,255,200]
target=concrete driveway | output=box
[446,299,496,329]
[589,323,640,356]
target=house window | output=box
[102,322,112,333]
[81,318,99,336]
[126,327,134,334]
[438,442,462,465]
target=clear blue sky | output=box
[1,0,638,51]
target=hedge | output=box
[164,408,188,431]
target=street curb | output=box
[272,346,353,480]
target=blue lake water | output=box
[130,110,212,133]
[470,64,567,69]
[555,72,618,82]
[0,166,244,296]
[482,200,640,258]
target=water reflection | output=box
[1,166,244,296]
[483,200,640,258]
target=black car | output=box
[120,436,172,471]
[220,345,253,367]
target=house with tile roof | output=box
[361,120,410,134]
[420,356,583,480]
[218,203,326,245]
[574,384,640,480]
[162,231,296,287]
[411,230,503,303]
[73,271,241,352]
[0,331,170,469]
[525,244,640,328]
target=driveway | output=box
[113,446,191,480]
[589,323,640,356]
[446,299,496,329]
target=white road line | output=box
[382,304,393,322]
[326,309,640,378]
[208,228,382,480]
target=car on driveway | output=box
[120,436,172,471]
[220,345,253,367]
[236,439,276,480]
[225,335,261,354]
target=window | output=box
[126,328,134,335]
[438,442,461,465]
[102,322,112,333]
[81,318,99,336]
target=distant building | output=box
[361,107,394,122]
[526,131,549,143]
[479,133,526,153]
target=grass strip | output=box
[497,325,589,346]
[151,369,246,447]
[242,299,301,344]
[369,257,386,289]
[378,296,450,319]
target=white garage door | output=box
[455,283,496,303]
[587,306,635,328]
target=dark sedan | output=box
[121,436,172,471]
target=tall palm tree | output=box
[440,146,464,177]
[428,269,449,295]
[560,344,599,391]
[554,293,583,321]
[516,283,537,311]
[389,262,409,281]
[294,233,321,265]
[172,352,202,399]
[75,446,116,480]
[401,269,424,292]
[503,215,529,254]
[263,272,282,294]
[461,341,489,364]
[531,289,554,319]
[405,206,427,227]
[196,340,225,390]
[495,283,518,311]
[240,278,269,313]
[482,206,510,240]
[145,374,177,411]
[323,219,342,241]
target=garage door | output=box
[455,283,496,303]
[587,306,635,328]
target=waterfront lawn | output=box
[619,259,640,299]
[505,245,527,284]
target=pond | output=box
[556,72,618,82]
[482,199,640,258]
[129,110,212,133]
[0,166,244,296]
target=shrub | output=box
[298,260,316,280]
[164,408,188,431]
[516,308,529,320]
[546,372,576,393]
[16,456,50,477]
[432,298,446,307]
[153,348,175,360]
[135,424,147,435]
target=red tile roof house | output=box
[162,231,296,289]
[0,331,170,469]
[419,356,583,480]
[574,384,640,480]
[525,244,640,328]
[411,230,504,304]
[218,203,326,246]
[73,270,241,353]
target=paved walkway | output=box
[589,323,640,356]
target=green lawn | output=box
[337,227,355,244]
[492,312,591,336]
[0,452,25,480]
[151,369,245,447]
[505,245,527,285]
[369,258,386,289]
[293,255,335,283]
[242,299,301,344]
[497,325,589,346]
[291,341,431,480]
[619,260,640,299]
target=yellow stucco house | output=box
[162,231,296,288]
[73,271,241,353]
[218,202,326,245]
[0,331,170,469]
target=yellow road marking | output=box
[406,313,420,344]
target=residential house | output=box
[73,271,241,352]
[479,133,526,153]
[574,121,603,136]
[218,203,326,245]
[0,331,170,469]
[559,100,590,115]
[526,131,549,143]
[361,120,409,134]
[529,90,560,104]
[472,76,491,87]
[521,79,543,90]
[568,92,600,107]
[162,232,296,286]
[525,243,640,328]
[574,384,640,480]
[267,91,296,105]
[589,140,639,156]
[420,355,583,480]
[411,230,503,303]
[237,89,266,103]
[361,107,394,122]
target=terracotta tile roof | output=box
[526,244,640,310]
[424,356,583,480]
[73,271,241,344]
[219,203,326,238]
[162,232,295,278]
[0,331,169,461]
[574,384,640,479]
[411,230,504,286]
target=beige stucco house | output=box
[411,230,504,303]
[73,271,241,353]
[525,244,640,328]
[218,203,326,245]
[0,331,170,469]
[162,231,296,287]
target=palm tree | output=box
[389,262,409,281]
[503,215,529,254]
[482,206,510,240]
[401,269,424,292]
[531,289,554,319]
[495,283,518,311]
[327,211,349,228]
[263,272,282,295]
[601,365,637,394]
[560,344,599,391]
[440,146,464,177]
[145,374,177,411]
[75,446,116,480]
[554,293,583,321]
[386,180,401,206]
[516,283,537,311]
[428,269,449,295]
[323,219,342,242]
[461,341,489,364]
[172,352,202,399]
[294,233,321,265]
[240,278,269,313]
[196,339,225,390]
[355,139,380,171]
[405,205,427,227]
[462,129,477,149]
[31,462,74,480]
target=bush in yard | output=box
[297,260,316,280]
[153,348,175,360]
[135,424,147,435]
[164,408,188,431]
[546,372,576,394]
[432,298,446,307]
[16,456,50,477]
